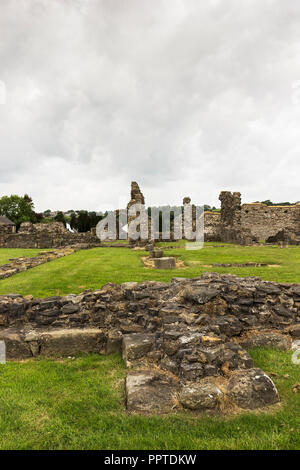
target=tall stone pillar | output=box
[127,182,148,247]
[218,191,256,245]
[219,191,242,227]
[182,197,193,239]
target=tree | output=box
[0,194,37,229]
[23,194,34,209]
[261,200,295,206]
[35,212,44,222]
[70,213,78,231]
[54,211,66,227]
[89,211,102,228]
[69,211,103,232]
[76,211,91,232]
[261,200,273,206]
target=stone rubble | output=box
[0,272,299,413]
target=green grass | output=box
[0,248,46,265]
[0,244,299,449]
[0,243,299,298]
[0,349,299,450]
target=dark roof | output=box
[0,216,15,225]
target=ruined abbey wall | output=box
[203,212,220,241]
[204,201,300,243]
[0,222,99,249]
[241,203,300,241]
[0,183,299,247]
[180,190,299,244]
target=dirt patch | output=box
[142,256,185,269]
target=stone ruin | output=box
[0,221,100,249]
[266,227,300,246]
[220,191,242,227]
[127,181,148,248]
[217,191,258,245]
[143,246,177,270]
[0,184,299,414]
[0,182,299,248]
[125,183,299,247]
[0,273,299,413]
[126,184,200,246]
[242,201,300,243]
[211,193,300,245]
[0,247,78,280]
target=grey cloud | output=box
[0,0,299,212]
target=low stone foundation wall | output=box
[0,273,299,413]
[0,247,80,280]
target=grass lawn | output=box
[0,349,299,450]
[0,243,299,298]
[0,248,46,266]
[0,244,299,450]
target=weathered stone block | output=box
[122,333,155,365]
[289,324,300,338]
[150,249,164,258]
[25,328,106,357]
[227,368,279,409]
[61,303,80,314]
[241,332,292,351]
[180,381,223,410]
[180,362,204,380]
[183,287,220,304]
[0,329,32,359]
[105,330,123,354]
[145,243,155,251]
[154,257,176,269]
[125,369,179,412]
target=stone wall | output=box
[0,183,299,248]
[0,274,299,412]
[219,191,242,226]
[241,203,300,241]
[203,212,220,241]
[127,181,148,247]
[0,225,16,235]
[0,222,100,249]
[177,193,300,244]
[0,247,78,280]
[218,192,258,244]
[206,193,300,244]
[1,273,298,340]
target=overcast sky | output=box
[0,0,299,212]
